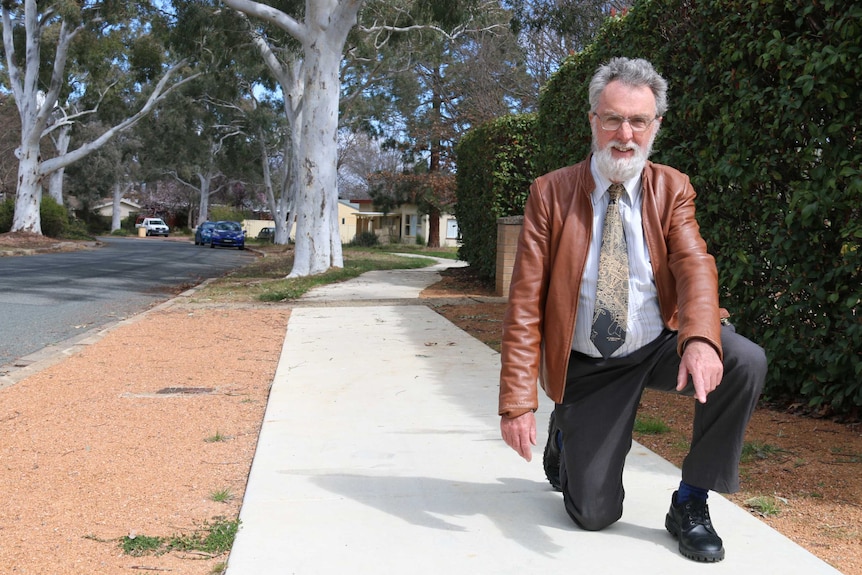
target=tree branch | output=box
[221,0,308,44]
[39,62,201,176]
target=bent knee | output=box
[725,334,768,382]
[576,508,622,531]
[566,497,622,531]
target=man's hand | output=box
[500,411,537,461]
[678,339,723,403]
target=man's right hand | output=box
[500,411,537,461]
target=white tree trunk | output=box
[47,123,71,205]
[111,182,122,231]
[12,147,42,234]
[258,127,295,245]
[197,174,212,225]
[47,168,64,206]
[224,0,360,277]
[289,46,343,276]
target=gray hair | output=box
[588,57,668,116]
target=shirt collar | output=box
[589,155,642,203]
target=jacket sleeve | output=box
[498,181,550,418]
[664,176,723,359]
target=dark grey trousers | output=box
[556,326,766,531]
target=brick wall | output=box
[495,216,524,297]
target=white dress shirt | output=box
[571,157,665,358]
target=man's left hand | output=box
[677,339,723,403]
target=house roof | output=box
[343,189,372,202]
[92,198,143,210]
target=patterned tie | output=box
[591,183,629,359]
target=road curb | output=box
[0,277,221,390]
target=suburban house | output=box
[92,198,143,222]
[347,190,460,247]
[336,200,359,243]
[242,200,360,244]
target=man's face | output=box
[590,80,661,183]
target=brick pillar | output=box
[495,216,524,297]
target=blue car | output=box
[194,221,216,245]
[210,221,245,250]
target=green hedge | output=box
[454,114,539,279]
[0,196,69,237]
[458,0,861,411]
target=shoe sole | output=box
[665,514,725,562]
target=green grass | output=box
[118,517,240,557]
[740,440,786,463]
[196,248,439,303]
[210,488,233,503]
[633,416,671,435]
[205,430,229,443]
[120,533,164,556]
[256,254,435,302]
[744,495,784,517]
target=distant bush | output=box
[351,231,379,247]
[209,207,249,223]
[62,218,93,240]
[0,198,13,232]
[78,211,111,235]
[39,196,69,237]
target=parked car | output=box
[194,221,216,245]
[257,226,275,242]
[136,217,170,237]
[210,221,245,250]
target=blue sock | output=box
[555,430,563,451]
[676,481,708,505]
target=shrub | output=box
[0,198,13,233]
[0,196,69,236]
[351,231,379,247]
[454,114,538,279]
[39,196,68,238]
[62,218,93,240]
[209,207,248,223]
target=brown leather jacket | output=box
[498,158,722,418]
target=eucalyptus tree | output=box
[217,0,362,277]
[63,120,139,231]
[0,0,198,235]
[221,0,522,270]
[134,84,255,228]
[153,1,272,229]
[162,0,298,245]
[244,93,296,243]
[342,0,530,246]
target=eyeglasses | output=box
[593,113,658,132]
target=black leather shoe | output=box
[542,411,561,491]
[665,492,725,562]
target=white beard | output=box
[592,130,657,183]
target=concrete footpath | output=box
[225,257,844,575]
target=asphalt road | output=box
[0,236,255,369]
